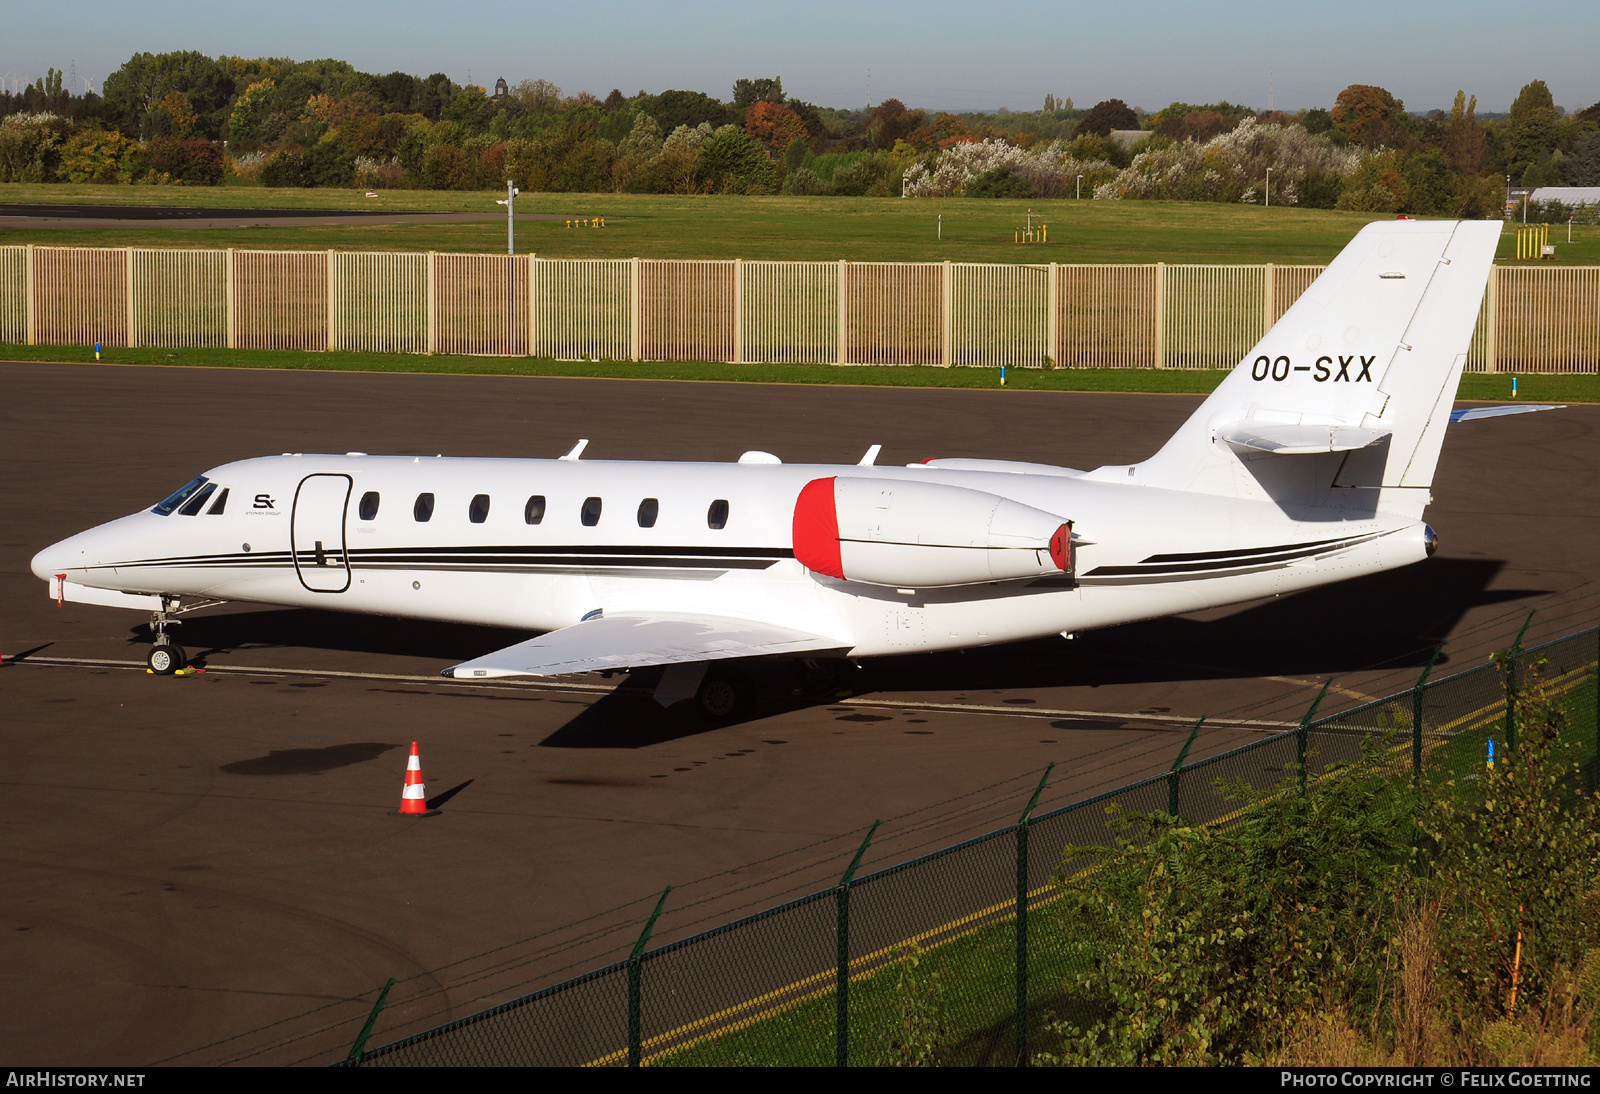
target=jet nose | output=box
[32,533,92,582]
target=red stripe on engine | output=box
[792,477,844,579]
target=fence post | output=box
[1485,265,1499,373]
[124,248,136,349]
[940,260,952,367]
[627,886,672,1068]
[1046,262,1058,368]
[225,248,236,350]
[1015,763,1054,1067]
[1505,610,1536,752]
[425,251,436,355]
[629,257,644,362]
[732,258,743,364]
[526,254,537,357]
[344,977,395,1066]
[1411,642,1445,785]
[1168,716,1206,816]
[1153,262,1165,368]
[326,249,336,352]
[837,260,848,365]
[835,819,878,1067]
[1593,629,1599,794]
[24,243,35,346]
[1263,262,1275,334]
[1298,679,1334,797]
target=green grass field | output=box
[4,184,1596,266]
[4,343,1597,403]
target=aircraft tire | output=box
[147,644,185,675]
[696,669,753,723]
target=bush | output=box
[308,139,356,187]
[59,128,139,184]
[144,137,224,185]
[0,113,72,182]
[961,164,1033,198]
[781,166,828,195]
[259,149,314,187]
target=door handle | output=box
[315,540,326,566]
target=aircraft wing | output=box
[1449,404,1565,423]
[442,612,851,679]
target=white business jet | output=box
[31,220,1553,719]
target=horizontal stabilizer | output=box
[1449,404,1565,423]
[1215,422,1390,455]
[442,612,849,679]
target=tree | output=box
[744,101,807,150]
[59,128,139,183]
[1072,98,1139,138]
[1331,84,1401,145]
[1566,130,1600,186]
[868,99,922,148]
[511,78,562,113]
[145,137,224,185]
[1506,80,1558,184]
[699,124,777,194]
[102,51,232,139]
[1443,90,1487,175]
[602,88,624,112]
[732,77,783,109]
[228,79,275,142]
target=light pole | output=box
[1265,167,1271,209]
[495,179,520,255]
[1076,174,1082,200]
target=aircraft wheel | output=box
[696,669,753,723]
[147,643,185,675]
[796,658,856,698]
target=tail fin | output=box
[1127,219,1500,518]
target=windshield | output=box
[152,476,208,516]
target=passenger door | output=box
[291,474,352,593]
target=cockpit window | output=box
[179,483,218,516]
[206,488,229,515]
[152,476,207,516]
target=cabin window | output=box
[581,497,602,527]
[637,498,659,528]
[469,494,491,524]
[707,499,729,530]
[178,482,218,516]
[152,476,207,516]
[414,493,435,522]
[206,488,229,515]
[358,491,380,520]
[525,495,546,525]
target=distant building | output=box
[492,77,509,100]
[1107,129,1147,150]
[1529,186,1600,206]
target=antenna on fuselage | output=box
[559,439,589,461]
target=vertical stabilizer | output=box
[1113,220,1500,518]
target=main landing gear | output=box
[695,668,755,723]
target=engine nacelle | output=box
[792,476,1072,588]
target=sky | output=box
[5,0,1598,116]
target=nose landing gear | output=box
[144,594,221,675]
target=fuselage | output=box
[32,453,1430,659]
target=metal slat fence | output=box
[5,246,1599,373]
[348,623,1598,1068]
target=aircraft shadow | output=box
[123,557,1540,748]
[865,557,1536,695]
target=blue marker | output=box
[1000,364,1006,387]
[1511,376,1517,398]
[1488,739,1495,767]
[95,341,100,362]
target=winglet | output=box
[858,444,882,466]
[559,439,589,461]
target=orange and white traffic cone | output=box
[391,741,440,817]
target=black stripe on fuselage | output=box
[1086,533,1379,579]
[108,544,792,572]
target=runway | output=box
[0,202,578,231]
[2,361,1595,1063]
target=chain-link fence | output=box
[346,623,1598,1067]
